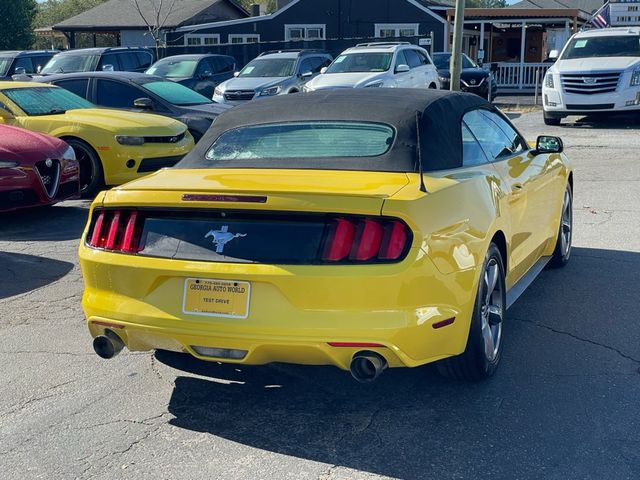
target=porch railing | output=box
[483,62,551,90]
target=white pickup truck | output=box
[542,27,640,125]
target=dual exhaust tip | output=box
[350,351,388,383]
[93,330,125,359]
[93,333,389,383]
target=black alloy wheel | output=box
[437,243,506,381]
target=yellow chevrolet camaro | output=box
[79,89,573,382]
[0,82,194,196]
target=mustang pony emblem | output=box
[204,226,247,254]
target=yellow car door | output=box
[463,109,550,286]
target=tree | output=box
[0,0,37,50]
[466,0,507,7]
[130,0,178,56]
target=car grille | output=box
[0,189,38,210]
[561,72,621,95]
[144,132,186,144]
[34,159,60,198]
[224,90,255,101]
[137,155,184,173]
[56,181,79,200]
[565,103,615,110]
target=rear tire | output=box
[544,111,562,126]
[64,138,103,199]
[437,243,506,381]
[548,184,573,269]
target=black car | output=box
[40,47,154,75]
[41,72,230,142]
[146,54,236,98]
[0,50,59,80]
[433,53,498,101]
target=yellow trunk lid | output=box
[104,169,411,215]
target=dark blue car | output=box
[146,54,237,98]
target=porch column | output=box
[479,22,485,63]
[519,21,526,90]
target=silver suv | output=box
[213,50,332,104]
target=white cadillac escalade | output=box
[542,27,640,125]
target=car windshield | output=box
[206,122,395,161]
[433,54,477,70]
[238,59,296,78]
[562,35,640,59]
[0,58,12,76]
[2,87,94,116]
[146,59,198,78]
[40,54,99,74]
[326,53,393,73]
[141,80,212,106]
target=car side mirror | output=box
[395,64,410,74]
[199,71,212,80]
[233,71,240,77]
[548,50,559,61]
[14,67,27,75]
[102,64,115,72]
[300,71,313,79]
[37,65,42,74]
[535,135,563,154]
[320,67,328,74]
[133,97,153,110]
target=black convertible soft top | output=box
[177,88,489,172]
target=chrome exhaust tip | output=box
[350,351,388,383]
[93,330,125,359]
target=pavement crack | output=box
[513,317,640,365]
[1,379,77,418]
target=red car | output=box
[0,125,79,212]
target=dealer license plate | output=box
[182,278,250,319]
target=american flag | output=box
[591,3,611,28]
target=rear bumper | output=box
[80,244,478,370]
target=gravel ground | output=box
[1,111,639,480]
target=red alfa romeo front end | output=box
[0,125,79,212]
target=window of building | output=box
[229,34,260,44]
[185,34,220,46]
[375,24,419,39]
[285,25,326,41]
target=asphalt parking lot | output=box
[1,111,639,480]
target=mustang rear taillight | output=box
[87,209,143,253]
[321,217,411,263]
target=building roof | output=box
[511,0,604,14]
[53,0,249,31]
[416,0,456,7]
[446,7,591,21]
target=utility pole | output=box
[450,0,466,91]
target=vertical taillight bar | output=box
[88,209,142,254]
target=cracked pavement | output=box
[1,111,639,479]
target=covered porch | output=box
[445,8,591,92]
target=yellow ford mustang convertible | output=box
[0,82,194,196]
[80,90,573,382]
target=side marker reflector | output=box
[432,317,456,329]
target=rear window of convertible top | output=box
[205,122,395,161]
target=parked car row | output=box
[1,42,499,213]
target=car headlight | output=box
[62,145,75,161]
[0,160,19,168]
[214,86,224,96]
[259,86,281,96]
[115,136,145,146]
[364,81,384,88]
[630,66,640,87]
[545,73,554,88]
[439,76,449,83]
